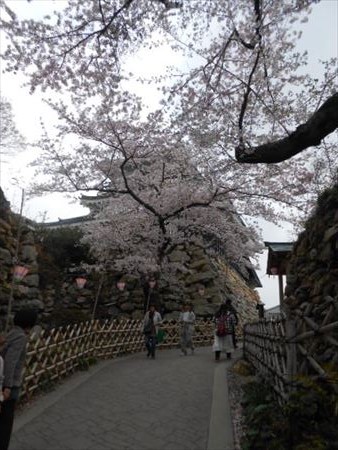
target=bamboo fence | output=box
[243,295,338,403]
[21,318,215,400]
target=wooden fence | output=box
[243,295,338,404]
[22,318,214,400]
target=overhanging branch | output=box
[235,93,338,164]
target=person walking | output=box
[143,304,162,359]
[212,303,236,361]
[224,299,239,348]
[0,309,38,450]
[179,303,196,356]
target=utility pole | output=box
[91,274,104,320]
[5,189,25,332]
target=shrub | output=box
[241,375,338,450]
[36,227,94,288]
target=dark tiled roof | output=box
[264,242,293,252]
[41,215,94,228]
[264,241,294,275]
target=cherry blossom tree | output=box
[31,99,262,275]
[1,0,336,162]
[0,0,337,274]
[0,97,26,161]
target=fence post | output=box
[91,319,99,359]
[285,319,297,396]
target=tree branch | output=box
[235,93,338,163]
[155,0,182,9]
[238,0,262,141]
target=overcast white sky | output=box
[0,0,337,308]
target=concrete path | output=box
[10,347,236,450]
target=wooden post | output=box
[285,319,297,396]
[5,189,25,332]
[91,274,104,320]
[278,273,284,307]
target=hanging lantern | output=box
[13,265,29,281]
[116,280,126,291]
[198,285,205,296]
[75,277,87,289]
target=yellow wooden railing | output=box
[22,318,215,400]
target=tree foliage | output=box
[0,96,26,160]
[0,0,337,272]
[78,143,263,275]
[36,226,94,288]
[241,375,338,450]
[1,0,336,161]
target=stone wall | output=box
[284,184,338,366]
[284,185,338,311]
[39,243,260,335]
[0,188,43,329]
[0,188,260,330]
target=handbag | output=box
[156,328,165,343]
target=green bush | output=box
[78,356,97,371]
[36,227,94,288]
[241,376,338,450]
[285,376,338,450]
[241,379,288,450]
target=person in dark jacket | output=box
[143,304,162,359]
[0,309,38,450]
[224,299,239,348]
[212,303,237,361]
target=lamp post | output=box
[13,265,29,281]
[198,285,205,296]
[256,303,265,319]
[75,276,87,289]
[116,280,126,291]
[5,189,26,332]
[270,266,284,307]
[144,277,157,312]
[74,272,104,321]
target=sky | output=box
[0,0,337,308]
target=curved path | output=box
[10,347,236,450]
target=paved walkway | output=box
[10,347,237,450]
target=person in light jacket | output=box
[179,303,196,355]
[0,309,38,450]
[143,304,162,359]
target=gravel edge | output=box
[227,363,249,450]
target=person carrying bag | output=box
[143,304,162,359]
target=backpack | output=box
[216,316,228,337]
